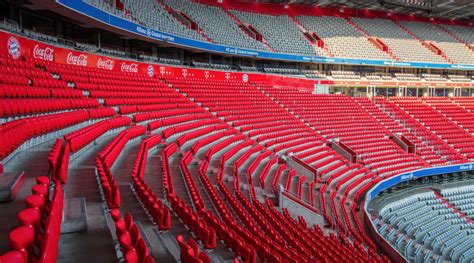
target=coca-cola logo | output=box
[33,45,54,61]
[97,58,114,70]
[67,52,88,66]
[121,63,138,73]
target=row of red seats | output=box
[130,135,171,230]
[95,126,145,208]
[47,138,70,184]
[161,143,177,195]
[133,108,204,123]
[136,103,195,114]
[162,119,221,139]
[168,195,217,249]
[104,97,186,107]
[0,85,49,98]
[64,116,130,152]
[89,90,164,99]
[176,235,211,263]
[218,140,253,182]
[96,157,121,209]
[197,161,257,262]
[0,74,30,86]
[0,65,50,80]
[180,151,205,212]
[175,125,226,147]
[205,134,246,161]
[0,176,63,263]
[88,107,116,119]
[0,110,89,159]
[190,129,238,155]
[110,210,154,263]
[205,138,304,262]
[119,105,137,115]
[31,78,68,89]
[160,142,217,249]
[0,98,98,117]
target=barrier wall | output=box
[56,0,474,70]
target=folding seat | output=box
[0,251,25,263]
[124,249,139,263]
[31,184,49,199]
[8,225,35,263]
[136,238,149,263]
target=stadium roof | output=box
[239,0,474,21]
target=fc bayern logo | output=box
[242,73,249,83]
[7,36,21,60]
[147,65,154,77]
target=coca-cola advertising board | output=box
[1,30,468,88]
[0,31,323,89]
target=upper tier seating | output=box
[231,11,325,56]
[351,18,445,63]
[297,16,391,60]
[164,0,267,51]
[400,21,474,64]
[85,0,205,41]
[439,24,474,46]
[79,0,474,65]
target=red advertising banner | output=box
[0,30,471,88]
[0,31,323,90]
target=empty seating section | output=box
[231,11,324,55]
[421,97,474,133]
[76,0,473,65]
[3,24,474,262]
[354,97,448,166]
[400,21,474,64]
[168,78,381,246]
[374,188,474,262]
[164,0,266,51]
[451,97,474,113]
[261,87,426,178]
[391,97,474,160]
[351,18,445,63]
[85,0,204,41]
[372,97,467,164]
[440,24,474,46]
[297,16,391,60]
